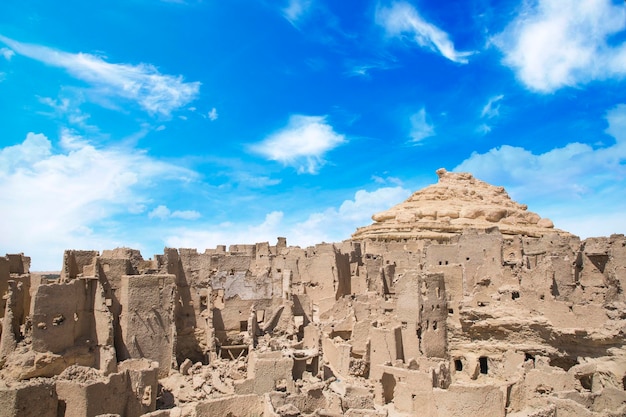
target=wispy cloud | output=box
[250,114,346,174]
[0,47,14,60]
[346,64,379,78]
[289,186,411,244]
[345,60,396,78]
[376,1,474,64]
[372,175,403,186]
[0,35,200,116]
[0,131,197,269]
[164,211,285,250]
[228,172,281,188]
[409,108,435,143]
[493,0,626,92]
[163,185,411,249]
[208,107,218,121]
[477,94,504,134]
[476,123,492,135]
[455,103,626,237]
[480,94,504,119]
[38,95,98,131]
[148,205,201,220]
[282,0,313,26]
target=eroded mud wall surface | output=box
[0,230,625,416]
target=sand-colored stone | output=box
[0,170,625,416]
[353,168,569,241]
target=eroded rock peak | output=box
[353,168,567,241]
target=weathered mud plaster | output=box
[1,170,625,417]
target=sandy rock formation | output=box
[353,168,566,241]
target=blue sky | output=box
[1,0,626,270]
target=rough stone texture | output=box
[119,274,177,378]
[353,168,569,241]
[0,380,57,417]
[1,169,625,417]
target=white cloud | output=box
[290,186,411,243]
[128,203,147,215]
[345,61,396,78]
[208,107,218,121]
[372,175,403,186]
[0,131,197,270]
[38,96,96,130]
[172,210,202,220]
[164,211,285,249]
[476,123,492,135]
[493,0,626,92]
[0,35,200,116]
[409,108,435,143]
[477,94,504,134]
[0,47,14,60]
[376,1,474,64]
[481,94,504,119]
[454,104,626,237]
[230,172,281,188]
[148,205,171,220]
[149,205,201,220]
[163,186,411,250]
[282,0,313,26]
[251,114,346,174]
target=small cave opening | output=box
[454,359,463,372]
[549,356,578,371]
[381,372,397,404]
[524,352,535,364]
[479,356,489,374]
[579,375,593,391]
[511,291,520,300]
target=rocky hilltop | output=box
[353,168,565,241]
[0,170,625,417]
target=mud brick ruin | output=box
[1,169,625,416]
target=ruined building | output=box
[1,169,625,416]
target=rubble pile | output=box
[1,170,625,416]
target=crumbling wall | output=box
[235,351,295,395]
[194,394,264,416]
[119,359,160,416]
[419,273,447,358]
[0,257,10,321]
[1,227,625,417]
[395,270,421,360]
[60,250,98,281]
[0,380,57,417]
[119,274,177,377]
[296,244,352,312]
[0,254,31,325]
[0,281,24,363]
[56,368,128,417]
[31,278,96,356]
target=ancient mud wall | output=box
[0,229,625,416]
